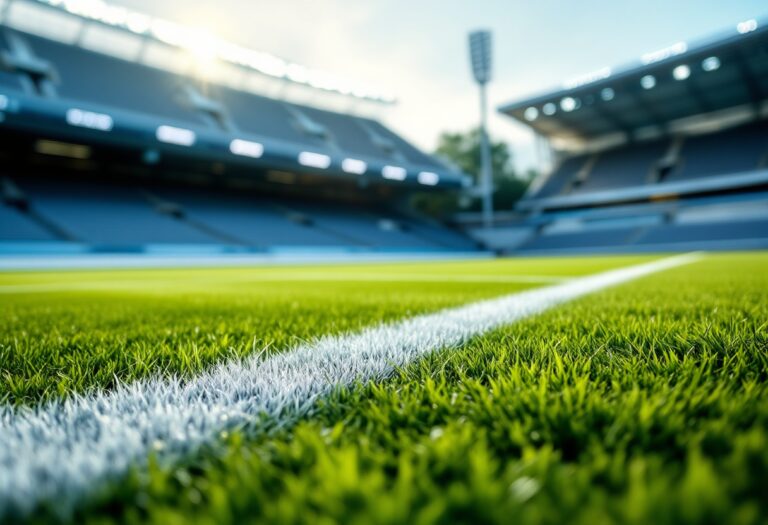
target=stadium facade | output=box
[466,17,768,254]
[0,0,477,257]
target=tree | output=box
[412,129,533,218]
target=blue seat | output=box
[668,122,768,181]
[16,31,207,126]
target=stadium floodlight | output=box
[156,125,195,146]
[417,171,440,186]
[524,107,539,121]
[560,97,579,112]
[382,165,407,181]
[702,56,721,72]
[640,75,656,90]
[600,88,615,101]
[737,19,758,34]
[672,64,691,81]
[542,102,556,116]
[298,151,331,169]
[341,158,367,175]
[468,29,493,228]
[0,94,7,111]
[66,108,114,131]
[229,139,264,159]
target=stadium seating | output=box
[0,25,474,255]
[516,228,638,252]
[528,154,589,198]
[204,84,328,146]
[1,174,470,252]
[19,31,209,126]
[13,178,220,246]
[0,201,57,241]
[667,121,768,181]
[0,28,449,173]
[0,70,24,92]
[573,140,668,193]
[635,218,768,245]
[153,186,356,247]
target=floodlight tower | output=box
[469,30,493,228]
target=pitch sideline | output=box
[0,253,702,518]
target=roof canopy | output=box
[499,18,768,142]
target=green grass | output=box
[0,255,648,406]
[3,253,767,524]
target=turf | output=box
[0,256,648,406]
[3,252,767,524]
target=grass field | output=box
[1,252,766,524]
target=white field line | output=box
[0,273,569,294]
[0,253,701,517]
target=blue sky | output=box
[120,0,767,171]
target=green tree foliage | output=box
[412,129,533,218]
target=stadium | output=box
[0,0,766,523]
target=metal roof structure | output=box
[499,17,768,142]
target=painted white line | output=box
[0,273,568,294]
[0,253,701,518]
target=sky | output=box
[117,0,768,171]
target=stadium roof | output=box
[7,0,396,105]
[499,17,768,142]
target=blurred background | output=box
[0,0,766,266]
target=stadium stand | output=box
[529,154,589,198]
[667,121,768,181]
[572,139,668,193]
[17,31,210,126]
[469,16,768,254]
[0,1,475,256]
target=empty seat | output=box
[0,70,25,93]
[302,106,389,159]
[531,155,588,198]
[18,179,218,245]
[160,187,349,247]
[364,119,445,168]
[668,122,768,181]
[0,202,56,241]
[205,84,327,147]
[575,140,667,193]
[518,228,637,251]
[288,202,439,249]
[16,31,207,126]
[636,219,768,244]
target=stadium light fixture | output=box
[156,125,196,146]
[542,102,556,116]
[468,29,493,228]
[702,56,721,72]
[298,151,331,169]
[672,64,691,81]
[229,139,264,159]
[0,94,7,111]
[600,88,615,101]
[524,107,539,121]
[560,97,579,112]
[382,165,407,181]
[341,158,367,175]
[737,19,758,34]
[417,171,440,186]
[66,108,114,131]
[640,75,656,90]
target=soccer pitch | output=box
[1,252,766,524]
